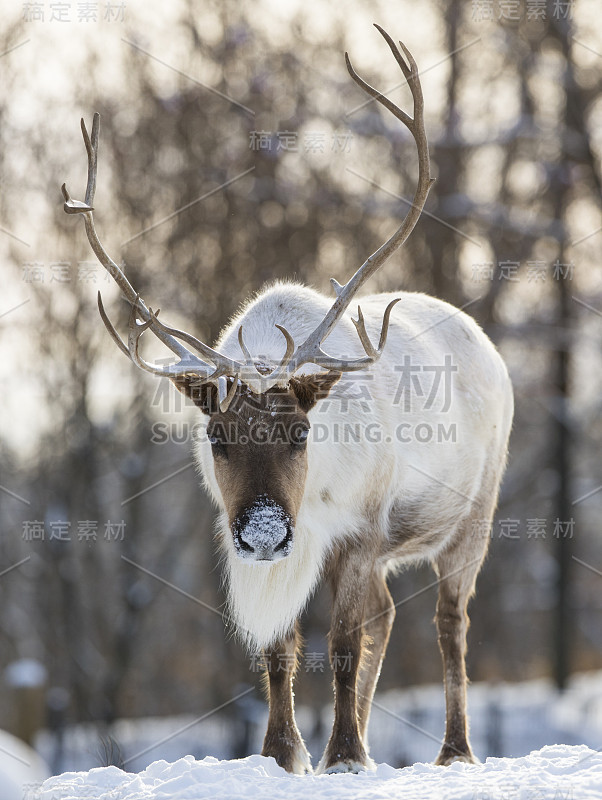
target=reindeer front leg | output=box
[261,624,312,774]
[318,550,375,774]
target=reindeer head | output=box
[62,25,433,563]
[174,372,339,562]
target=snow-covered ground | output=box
[34,672,602,774]
[31,746,602,799]
[20,672,602,798]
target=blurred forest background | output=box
[0,0,601,771]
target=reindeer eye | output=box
[207,428,228,458]
[291,425,310,446]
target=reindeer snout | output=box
[232,497,293,562]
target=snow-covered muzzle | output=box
[231,495,294,562]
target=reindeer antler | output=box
[262,24,434,385]
[63,26,433,405]
[62,113,248,409]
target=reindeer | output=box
[62,26,513,774]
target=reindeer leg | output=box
[318,549,375,774]
[356,569,395,747]
[433,514,491,766]
[261,624,312,774]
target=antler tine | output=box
[81,113,99,207]
[218,375,239,413]
[237,326,255,371]
[351,298,400,359]
[271,27,434,383]
[375,297,400,351]
[373,24,412,75]
[344,53,413,130]
[274,324,295,369]
[127,296,156,375]
[97,291,129,358]
[352,307,373,357]
[348,26,425,133]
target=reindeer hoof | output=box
[435,746,479,766]
[317,753,376,774]
[289,747,314,775]
[263,742,313,775]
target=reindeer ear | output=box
[171,377,219,415]
[289,371,341,413]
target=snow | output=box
[26,673,602,797]
[32,672,602,775]
[32,746,602,799]
[232,495,292,559]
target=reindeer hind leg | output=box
[356,569,395,748]
[433,475,502,766]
